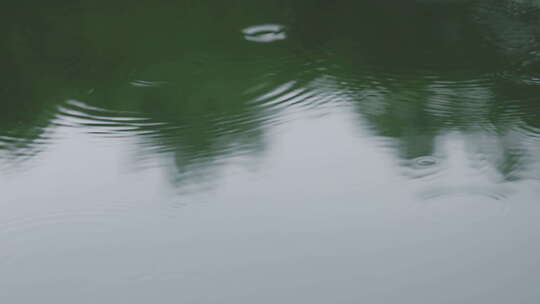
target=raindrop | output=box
[400,155,443,180]
[242,24,287,43]
[414,156,439,168]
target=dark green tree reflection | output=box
[2,0,540,183]
[1,0,300,181]
[291,0,540,181]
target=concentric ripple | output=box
[55,100,169,136]
[242,24,287,43]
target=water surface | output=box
[2,1,540,303]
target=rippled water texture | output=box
[2,1,540,303]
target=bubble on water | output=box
[242,24,287,43]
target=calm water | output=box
[2,1,540,303]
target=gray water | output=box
[2,1,540,303]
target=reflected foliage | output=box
[292,0,540,180]
[1,0,540,182]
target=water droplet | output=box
[242,24,287,43]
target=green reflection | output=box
[1,0,540,182]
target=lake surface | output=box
[2,1,540,303]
